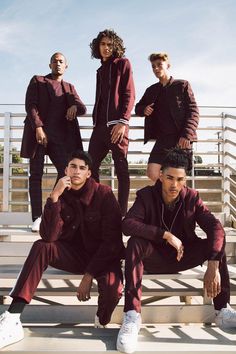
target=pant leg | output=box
[29,145,45,221]
[212,253,230,310]
[10,239,88,303]
[88,126,109,182]
[96,262,123,325]
[110,126,130,216]
[124,237,156,313]
[47,142,69,184]
[124,237,231,313]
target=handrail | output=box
[0,109,235,226]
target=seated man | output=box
[0,150,124,350]
[117,147,236,354]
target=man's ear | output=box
[87,170,92,179]
[49,63,52,70]
[65,167,68,175]
[159,170,163,182]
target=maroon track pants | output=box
[10,239,123,325]
[124,237,230,313]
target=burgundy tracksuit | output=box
[122,181,230,313]
[88,56,135,216]
[10,178,125,325]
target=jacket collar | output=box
[63,178,98,206]
[79,177,98,206]
[157,76,174,87]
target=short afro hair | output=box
[161,147,192,173]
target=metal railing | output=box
[0,106,235,225]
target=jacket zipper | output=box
[94,70,102,127]
[106,64,112,127]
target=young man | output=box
[88,29,135,216]
[117,148,236,354]
[0,150,124,350]
[135,52,199,182]
[21,52,86,232]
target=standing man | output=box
[0,150,124,350]
[117,148,236,353]
[88,29,135,216]
[135,52,199,182]
[21,52,86,232]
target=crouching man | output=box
[0,150,124,349]
[117,147,236,354]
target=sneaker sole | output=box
[0,333,24,349]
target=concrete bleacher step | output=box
[0,304,218,324]
[1,321,236,353]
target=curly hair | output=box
[90,29,126,59]
[161,147,192,173]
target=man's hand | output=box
[204,260,221,298]
[50,176,72,202]
[144,103,154,117]
[36,127,48,147]
[163,231,184,261]
[177,137,191,149]
[111,123,126,144]
[66,105,77,121]
[77,273,93,302]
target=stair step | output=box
[0,304,223,324]
[1,323,236,353]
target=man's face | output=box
[65,158,91,190]
[151,59,170,80]
[160,167,186,202]
[49,53,67,77]
[99,36,113,61]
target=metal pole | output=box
[2,112,11,211]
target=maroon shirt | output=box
[45,79,67,143]
[155,84,179,137]
[96,59,112,126]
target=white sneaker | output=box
[94,314,107,328]
[31,217,41,232]
[116,310,141,353]
[0,311,24,349]
[215,305,236,329]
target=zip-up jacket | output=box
[135,77,199,143]
[122,181,225,261]
[92,57,135,126]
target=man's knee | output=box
[30,239,52,255]
[147,163,161,182]
[126,237,150,255]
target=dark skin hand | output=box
[77,273,93,301]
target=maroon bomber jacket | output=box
[135,77,199,144]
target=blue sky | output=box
[0,0,236,109]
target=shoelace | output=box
[222,308,236,319]
[0,313,7,328]
[121,315,138,333]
